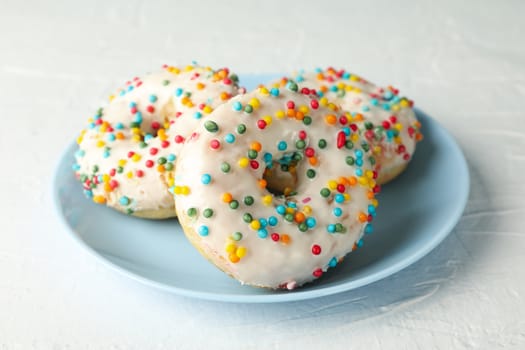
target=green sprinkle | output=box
[361,142,370,152]
[162,80,170,86]
[117,166,124,174]
[230,200,239,209]
[248,149,258,159]
[318,139,327,149]
[284,213,294,222]
[335,223,345,232]
[157,157,167,165]
[237,124,247,134]
[365,121,374,130]
[369,156,376,165]
[243,213,253,223]
[164,162,174,171]
[295,140,306,149]
[287,81,298,92]
[204,120,219,133]
[203,208,214,218]
[320,188,331,197]
[345,140,354,149]
[221,162,231,173]
[306,169,316,178]
[139,141,147,149]
[298,222,308,232]
[243,196,254,206]
[187,208,197,217]
[232,232,243,241]
[244,105,253,114]
[92,165,99,173]
[346,156,355,166]
[303,116,312,125]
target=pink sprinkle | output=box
[301,197,311,204]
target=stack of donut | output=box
[73,64,422,289]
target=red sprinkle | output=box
[312,244,322,255]
[174,135,185,143]
[403,153,411,161]
[286,101,295,109]
[146,105,155,113]
[382,120,391,129]
[298,130,307,140]
[389,115,397,123]
[336,184,345,193]
[339,115,348,125]
[161,140,170,148]
[149,147,158,155]
[304,147,315,157]
[210,139,220,149]
[145,160,154,168]
[250,160,259,169]
[271,233,280,242]
[130,106,138,114]
[136,170,144,177]
[310,100,319,109]
[109,180,119,189]
[349,123,358,132]
[109,169,116,176]
[152,122,161,130]
[313,268,323,277]
[337,131,346,149]
[127,151,135,158]
[257,120,267,129]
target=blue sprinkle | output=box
[149,94,158,103]
[72,164,81,171]
[361,105,370,112]
[134,112,143,123]
[329,257,338,267]
[355,149,363,158]
[103,150,110,158]
[270,88,280,97]
[198,226,209,236]
[386,130,394,140]
[356,158,363,166]
[314,67,322,73]
[392,96,401,103]
[343,72,350,80]
[119,196,130,206]
[127,85,134,92]
[224,133,236,143]
[88,122,95,129]
[119,90,126,96]
[355,168,363,177]
[306,217,316,228]
[333,207,342,217]
[175,88,183,97]
[167,154,176,162]
[368,205,376,214]
[232,101,242,111]
[357,239,364,248]
[201,173,211,185]
[365,223,373,234]
[75,149,85,158]
[259,218,268,227]
[268,216,278,226]
[382,104,391,111]
[83,189,93,198]
[383,91,393,100]
[327,224,336,233]
[194,111,202,119]
[97,175,103,183]
[277,140,287,151]
[129,101,137,108]
[115,122,124,130]
[330,85,338,92]
[107,134,116,142]
[144,134,154,142]
[317,91,324,97]
[335,194,345,203]
[296,75,304,83]
[370,98,379,106]
[342,127,350,136]
[263,152,273,163]
[257,228,268,239]
[276,205,286,215]
[287,201,297,208]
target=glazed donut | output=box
[272,68,423,185]
[73,64,240,219]
[173,83,379,289]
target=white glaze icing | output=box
[173,85,379,289]
[273,68,423,184]
[73,64,239,217]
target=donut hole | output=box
[263,152,302,197]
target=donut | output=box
[272,68,423,185]
[172,83,379,289]
[73,64,240,219]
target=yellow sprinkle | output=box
[250,220,261,230]
[102,174,110,183]
[132,134,142,142]
[238,157,249,168]
[99,124,107,133]
[303,205,312,215]
[225,243,236,254]
[96,140,105,148]
[391,104,400,112]
[372,199,379,207]
[118,159,127,167]
[343,193,351,201]
[236,246,247,258]
[286,207,295,214]
[93,195,106,204]
[131,127,141,135]
[249,98,260,109]
[275,110,285,119]
[181,186,190,195]
[373,146,382,155]
[366,170,375,179]
[350,75,359,81]
[259,87,269,95]
[131,154,141,162]
[299,105,310,114]
[319,97,329,107]
[203,105,213,114]
[184,65,194,71]
[358,176,368,186]
[350,133,359,142]
[126,171,133,179]
[262,195,273,206]
[327,102,338,111]
[263,115,273,125]
[337,82,345,89]
[103,183,112,192]
[400,99,410,108]
[108,95,115,102]
[368,178,376,188]
[328,180,338,190]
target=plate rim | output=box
[53,105,469,303]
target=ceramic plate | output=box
[53,74,469,303]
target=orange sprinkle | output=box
[295,111,304,120]
[308,157,318,166]
[348,176,357,186]
[354,113,364,122]
[258,179,267,189]
[93,195,106,204]
[157,164,165,173]
[229,254,240,263]
[287,109,296,118]
[367,191,375,200]
[222,192,233,203]
[196,82,205,90]
[250,141,262,152]
[324,114,337,125]
[358,212,368,223]
[294,212,305,223]
[220,92,230,101]
[280,234,291,244]
[116,132,125,140]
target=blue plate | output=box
[53,75,469,303]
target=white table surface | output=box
[2,0,525,348]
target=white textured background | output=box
[1,0,525,348]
